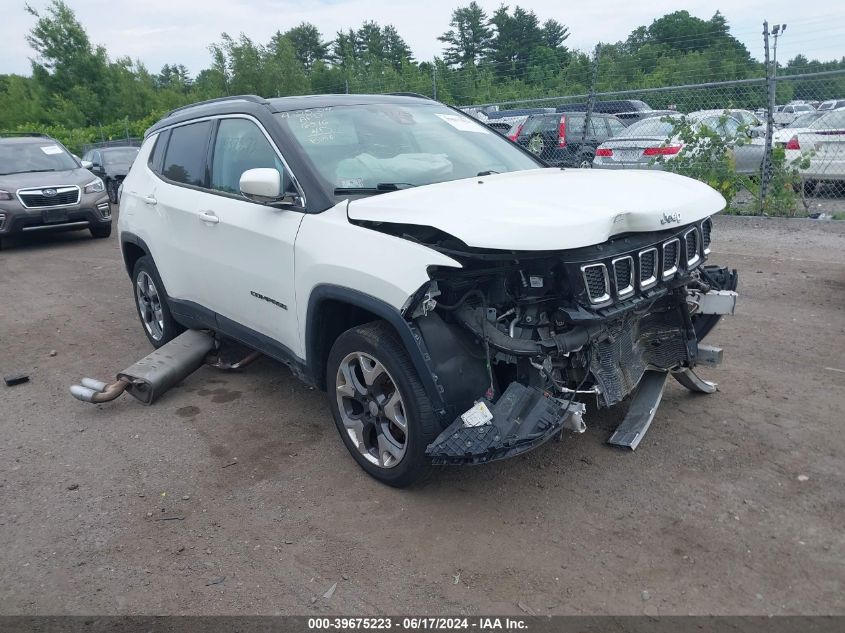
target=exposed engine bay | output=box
[384,216,739,464]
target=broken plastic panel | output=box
[426,382,586,466]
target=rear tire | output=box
[326,321,439,488]
[578,153,594,168]
[132,255,183,348]
[90,223,112,239]
[107,179,120,204]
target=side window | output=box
[210,118,286,195]
[148,130,169,173]
[589,118,607,139]
[82,151,92,162]
[540,115,558,134]
[162,121,212,186]
[607,117,626,137]
[566,115,585,138]
[93,151,101,165]
[520,116,543,137]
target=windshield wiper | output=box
[334,182,417,195]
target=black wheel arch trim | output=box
[306,284,446,414]
[120,232,152,278]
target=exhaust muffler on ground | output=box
[70,330,217,405]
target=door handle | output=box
[142,195,157,205]
[198,210,219,224]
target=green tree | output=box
[438,2,493,68]
[279,23,328,71]
[25,0,110,125]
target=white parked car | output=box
[784,109,845,190]
[593,110,763,174]
[816,99,845,112]
[118,94,738,486]
[772,111,826,147]
[773,103,815,127]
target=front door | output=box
[191,116,305,356]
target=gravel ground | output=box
[0,213,843,616]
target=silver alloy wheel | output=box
[579,158,592,168]
[335,352,408,468]
[135,271,165,341]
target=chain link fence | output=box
[459,33,845,217]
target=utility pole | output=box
[760,22,773,212]
[760,22,786,212]
[581,44,602,153]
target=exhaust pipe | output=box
[70,377,130,403]
[70,330,217,405]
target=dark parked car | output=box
[513,112,627,167]
[555,99,652,114]
[82,146,140,203]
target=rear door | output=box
[152,119,215,306]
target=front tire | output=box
[90,223,112,239]
[132,255,183,347]
[326,321,439,487]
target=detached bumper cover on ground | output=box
[426,382,586,465]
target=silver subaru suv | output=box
[0,133,112,248]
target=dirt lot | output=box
[1,214,843,616]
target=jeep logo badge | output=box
[42,188,57,197]
[660,212,681,225]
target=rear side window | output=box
[148,131,169,172]
[162,121,212,186]
[519,116,544,137]
[607,117,626,136]
[211,118,286,195]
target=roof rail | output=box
[386,92,433,100]
[0,132,52,139]
[165,95,269,118]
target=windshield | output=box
[102,148,139,165]
[809,110,845,129]
[615,116,681,138]
[274,103,540,196]
[0,141,77,175]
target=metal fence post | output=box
[432,63,437,101]
[760,21,774,213]
[581,44,602,151]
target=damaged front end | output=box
[397,217,738,465]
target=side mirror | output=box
[81,160,94,169]
[240,168,300,207]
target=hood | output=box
[0,168,96,191]
[347,168,725,251]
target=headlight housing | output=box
[84,178,105,194]
[0,189,12,201]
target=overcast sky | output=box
[1,0,843,76]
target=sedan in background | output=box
[593,111,764,175]
[784,109,845,192]
[773,111,826,147]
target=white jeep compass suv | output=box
[118,94,738,487]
